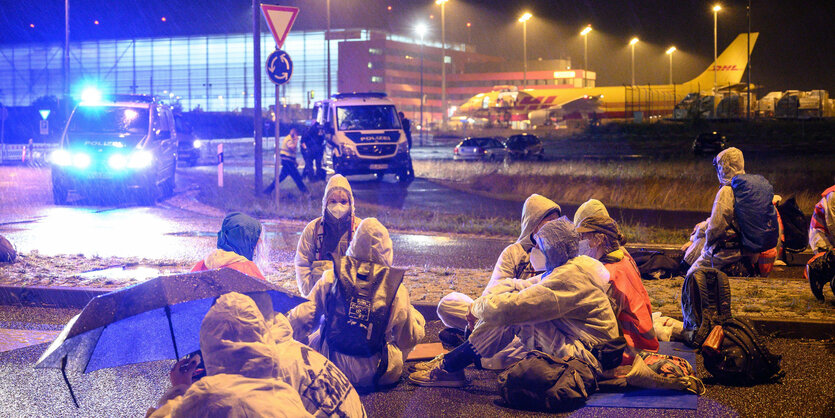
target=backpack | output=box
[0,235,16,263]
[701,318,784,384]
[680,268,732,347]
[631,250,681,280]
[497,351,597,412]
[805,249,835,301]
[731,174,779,253]
[323,255,405,358]
[776,196,809,253]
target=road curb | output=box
[2,286,831,340]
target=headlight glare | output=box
[128,151,153,168]
[51,149,72,166]
[193,139,203,149]
[108,153,128,169]
[72,152,91,169]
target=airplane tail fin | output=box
[686,33,758,90]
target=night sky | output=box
[1,0,833,93]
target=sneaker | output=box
[438,328,466,347]
[410,354,445,372]
[408,362,467,387]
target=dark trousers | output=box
[264,157,308,194]
[302,149,324,180]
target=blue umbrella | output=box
[34,268,307,406]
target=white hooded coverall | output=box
[149,292,366,418]
[296,174,362,297]
[686,147,749,276]
[290,218,426,388]
[436,194,560,369]
[468,255,619,372]
[810,185,835,254]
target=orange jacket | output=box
[190,249,266,280]
[603,252,660,356]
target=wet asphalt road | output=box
[0,306,832,417]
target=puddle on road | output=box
[77,265,169,283]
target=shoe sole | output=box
[407,376,467,388]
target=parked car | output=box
[453,136,507,161]
[692,131,727,156]
[50,93,177,205]
[504,133,545,160]
[175,114,202,166]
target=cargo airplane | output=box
[453,33,758,125]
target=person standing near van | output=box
[398,111,413,150]
[264,128,308,195]
[301,122,325,181]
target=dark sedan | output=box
[504,134,545,160]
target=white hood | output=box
[518,194,562,247]
[573,199,611,227]
[322,174,356,220]
[714,147,745,186]
[346,218,393,266]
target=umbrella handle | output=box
[61,356,80,408]
[165,305,180,360]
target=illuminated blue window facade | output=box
[0,30,343,110]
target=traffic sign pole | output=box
[274,82,280,209]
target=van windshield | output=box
[336,105,402,131]
[69,106,149,134]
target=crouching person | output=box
[409,218,618,387]
[576,215,659,360]
[191,212,267,280]
[290,218,426,390]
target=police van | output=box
[50,92,178,205]
[312,92,413,182]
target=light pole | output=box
[629,37,639,86]
[416,23,427,146]
[326,0,331,98]
[518,12,532,89]
[666,46,676,85]
[436,0,448,128]
[713,4,721,94]
[580,25,592,87]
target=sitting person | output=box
[149,292,365,417]
[810,183,835,254]
[435,194,560,369]
[191,212,266,280]
[295,174,362,296]
[576,215,659,360]
[410,217,618,387]
[573,198,611,227]
[686,147,778,277]
[290,218,425,390]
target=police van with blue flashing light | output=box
[50,89,178,205]
[313,92,413,182]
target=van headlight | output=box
[128,151,153,168]
[193,139,203,149]
[51,149,72,166]
[72,152,91,169]
[108,153,128,170]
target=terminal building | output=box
[0,28,590,125]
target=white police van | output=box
[312,92,413,182]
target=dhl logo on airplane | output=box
[711,65,741,71]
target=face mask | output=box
[578,239,597,258]
[327,203,350,220]
[529,247,546,272]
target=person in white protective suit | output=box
[296,174,362,296]
[573,198,611,227]
[289,218,426,389]
[148,292,366,418]
[409,217,618,387]
[809,184,835,254]
[686,147,756,276]
[435,194,561,369]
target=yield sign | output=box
[260,5,299,49]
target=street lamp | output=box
[518,12,532,89]
[580,25,592,87]
[327,0,332,98]
[436,0,448,128]
[713,4,721,94]
[415,23,427,146]
[666,46,676,85]
[629,37,639,86]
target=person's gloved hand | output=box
[170,354,200,387]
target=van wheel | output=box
[397,169,414,184]
[52,185,68,205]
[137,179,157,206]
